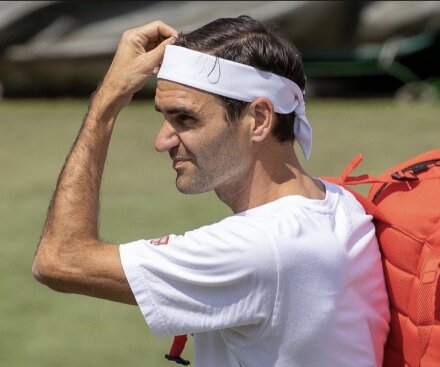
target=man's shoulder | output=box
[184,214,280,244]
[321,179,366,214]
[179,202,302,251]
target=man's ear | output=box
[249,97,275,142]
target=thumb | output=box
[144,36,176,72]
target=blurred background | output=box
[1,1,439,367]
[1,0,440,99]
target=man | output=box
[33,16,390,367]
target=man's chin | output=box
[175,176,210,195]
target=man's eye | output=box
[176,114,195,125]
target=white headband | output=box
[157,45,312,159]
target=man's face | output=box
[154,80,252,195]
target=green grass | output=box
[0,97,438,366]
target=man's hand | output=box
[100,20,178,110]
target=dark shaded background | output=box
[0,1,439,99]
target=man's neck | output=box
[215,144,325,214]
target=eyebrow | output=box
[154,105,194,116]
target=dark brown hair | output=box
[174,15,305,142]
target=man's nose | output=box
[155,120,180,152]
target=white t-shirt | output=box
[119,180,390,367]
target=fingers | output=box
[133,20,178,47]
[159,35,177,52]
[99,20,178,105]
[145,36,177,74]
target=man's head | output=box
[173,15,306,142]
[154,15,308,197]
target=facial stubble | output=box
[175,124,247,195]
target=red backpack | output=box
[325,149,440,367]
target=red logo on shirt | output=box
[151,235,170,246]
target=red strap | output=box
[324,154,440,188]
[340,153,363,182]
[165,335,190,365]
[322,154,394,224]
[169,335,188,357]
[344,187,382,218]
[417,247,440,364]
[322,154,397,186]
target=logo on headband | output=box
[195,55,221,84]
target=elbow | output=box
[32,253,52,289]
[32,257,50,288]
[32,241,72,293]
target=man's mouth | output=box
[172,157,192,169]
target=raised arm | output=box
[32,21,177,304]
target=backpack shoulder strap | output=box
[322,154,393,186]
[322,155,392,223]
[322,152,440,224]
[418,220,440,363]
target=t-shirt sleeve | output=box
[119,216,278,338]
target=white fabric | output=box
[157,45,312,159]
[119,181,390,367]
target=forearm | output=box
[33,89,134,302]
[42,89,119,243]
